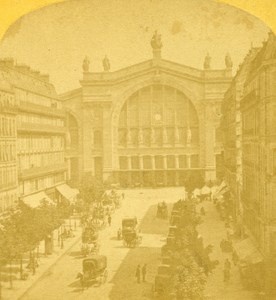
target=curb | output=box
[16,232,82,300]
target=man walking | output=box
[108,214,112,226]
[142,264,147,282]
[135,265,141,283]
[224,258,231,283]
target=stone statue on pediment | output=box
[175,126,180,144]
[150,128,155,144]
[225,53,233,69]
[204,53,211,70]
[163,127,168,144]
[151,30,163,50]
[138,128,143,144]
[127,129,131,144]
[102,55,110,72]
[65,131,71,149]
[82,56,90,72]
[187,127,192,145]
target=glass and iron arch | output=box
[118,85,199,148]
[116,84,200,187]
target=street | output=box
[18,187,260,300]
[20,188,184,300]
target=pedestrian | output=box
[224,258,231,270]
[117,228,121,240]
[135,264,141,283]
[223,267,230,283]
[232,251,238,266]
[142,264,147,282]
[108,215,112,226]
[200,207,206,216]
[122,192,125,200]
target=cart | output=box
[81,255,108,286]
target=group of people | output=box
[135,264,147,283]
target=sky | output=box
[0,0,270,93]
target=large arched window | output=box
[118,85,199,148]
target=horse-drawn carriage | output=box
[153,264,173,297]
[78,255,108,287]
[123,230,142,247]
[122,217,142,247]
[81,224,99,256]
[156,202,168,219]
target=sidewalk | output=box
[1,226,82,300]
[197,200,256,300]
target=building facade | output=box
[0,58,71,209]
[221,48,260,222]
[0,80,18,213]
[240,32,276,292]
[62,40,232,187]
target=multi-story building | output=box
[0,79,18,214]
[61,36,232,187]
[221,48,260,222]
[239,31,276,292]
[0,58,76,209]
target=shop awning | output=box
[56,184,79,202]
[22,191,55,208]
[214,181,229,199]
[201,185,211,195]
[234,238,263,264]
[193,188,201,197]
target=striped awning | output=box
[22,191,55,208]
[56,184,79,202]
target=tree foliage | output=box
[0,201,64,265]
[80,174,104,206]
[174,250,207,300]
[185,171,205,194]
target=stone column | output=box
[127,156,132,170]
[187,155,191,169]
[127,156,132,186]
[151,155,156,187]
[139,155,144,186]
[163,155,168,186]
[175,155,180,186]
[204,104,216,180]
[102,103,113,181]
[127,128,132,148]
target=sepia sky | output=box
[0,0,270,93]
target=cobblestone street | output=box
[198,200,258,300]
[2,188,263,300]
[19,188,183,300]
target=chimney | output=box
[0,58,14,68]
[29,69,40,77]
[16,64,30,73]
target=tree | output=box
[185,171,205,195]
[80,174,104,206]
[173,250,207,300]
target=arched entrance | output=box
[114,84,201,187]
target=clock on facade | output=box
[154,113,161,121]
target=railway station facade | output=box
[62,40,232,187]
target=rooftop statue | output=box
[204,53,211,69]
[103,55,111,72]
[187,127,192,145]
[225,53,233,69]
[151,30,163,50]
[82,56,90,72]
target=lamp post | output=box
[61,236,64,249]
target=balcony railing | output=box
[19,163,67,179]
[18,123,67,134]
